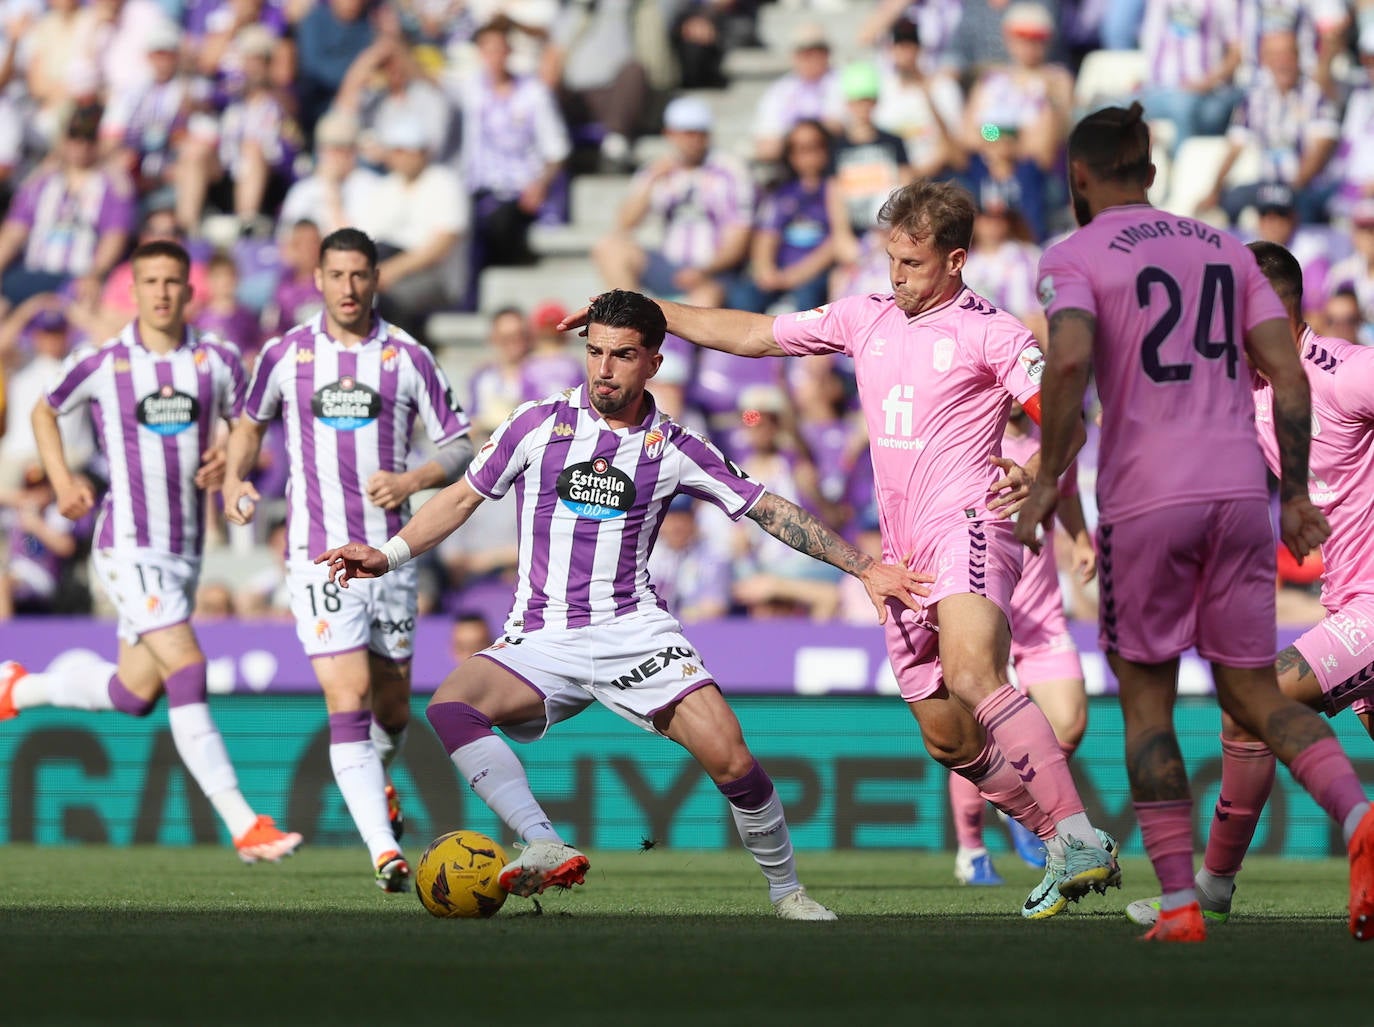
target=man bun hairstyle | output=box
[587,289,667,351]
[1068,102,1152,187]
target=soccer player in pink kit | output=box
[566,181,1122,920]
[0,240,302,864]
[318,290,931,918]
[1020,103,1374,942]
[950,404,1095,886]
[222,228,475,892]
[1128,242,1374,931]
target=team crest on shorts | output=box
[145,595,161,614]
[314,619,332,642]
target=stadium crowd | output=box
[0,0,1371,628]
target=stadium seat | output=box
[1160,137,1259,220]
[1074,50,1148,114]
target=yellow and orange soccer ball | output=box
[414,830,509,919]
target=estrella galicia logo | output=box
[312,376,381,430]
[556,457,636,519]
[136,385,198,435]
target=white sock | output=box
[727,790,801,903]
[369,719,407,769]
[1160,887,1197,911]
[1344,802,1372,845]
[15,658,119,710]
[166,703,255,837]
[1194,869,1235,909]
[1045,836,1067,860]
[1055,812,1102,850]
[329,740,398,862]
[449,736,561,842]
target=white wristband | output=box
[380,536,411,572]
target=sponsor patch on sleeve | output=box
[1020,345,1045,385]
[1037,275,1055,308]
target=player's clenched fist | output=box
[54,477,95,521]
[316,543,388,586]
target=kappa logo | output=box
[552,423,575,437]
[113,359,131,373]
[643,426,666,459]
[609,646,699,690]
[296,349,315,363]
[681,663,699,677]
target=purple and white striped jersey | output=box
[639,153,754,269]
[244,313,471,560]
[1226,68,1339,184]
[7,167,136,277]
[466,385,765,633]
[45,323,245,557]
[1141,0,1241,90]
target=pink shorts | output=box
[1096,498,1276,667]
[884,518,1022,702]
[1292,595,1374,717]
[1009,534,1083,688]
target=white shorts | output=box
[477,610,719,742]
[286,560,418,661]
[92,547,199,645]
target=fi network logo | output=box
[882,384,914,436]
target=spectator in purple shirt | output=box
[728,118,835,315]
[266,220,324,340]
[647,495,733,622]
[0,464,78,618]
[0,104,135,312]
[194,251,262,357]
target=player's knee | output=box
[109,676,158,718]
[920,730,980,769]
[425,700,495,753]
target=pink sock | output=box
[1203,736,1275,877]
[948,771,986,850]
[1135,799,1195,894]
[975,684,1084,823]
[952,736,1056,841]
[1288,736,1368,825]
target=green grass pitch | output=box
[0,846,1367,1026]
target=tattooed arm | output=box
[1244,318,1331,559]
[746,492,931,624]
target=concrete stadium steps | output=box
[477,256,603,314]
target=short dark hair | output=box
[586,290,667,350]
[65,103,102,141]
[877,180,975,257]
[473,19,509,43]
[207,250,237,275]
[131,240,191,278]
[1247,240,1303,315]
[1068,102,1152,187]
[318,227,378,268]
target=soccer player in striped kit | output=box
[222,228,474,891]
[0,240,302,864]
[318,290,931,918]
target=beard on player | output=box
[1070,183,1093,227]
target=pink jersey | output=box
[46,323,244,557]
[1252,328,1374,609]
[773,288,1044,560]
[1038,205,1285,522]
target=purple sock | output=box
[426,701,495,754]
[108,674,156,717]
[163,662,207,708]
[717,759,774,811]
[328,709,372,743]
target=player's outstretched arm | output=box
[1244,318,1331,558]
[745,491,932,624]
[560,298,784,358]
[317,477,487,585]
[222,415,268,525]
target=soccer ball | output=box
[415,830,509,919]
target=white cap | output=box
[663,96,713,133]
[144,19,181,53]
[380,117,430,152]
